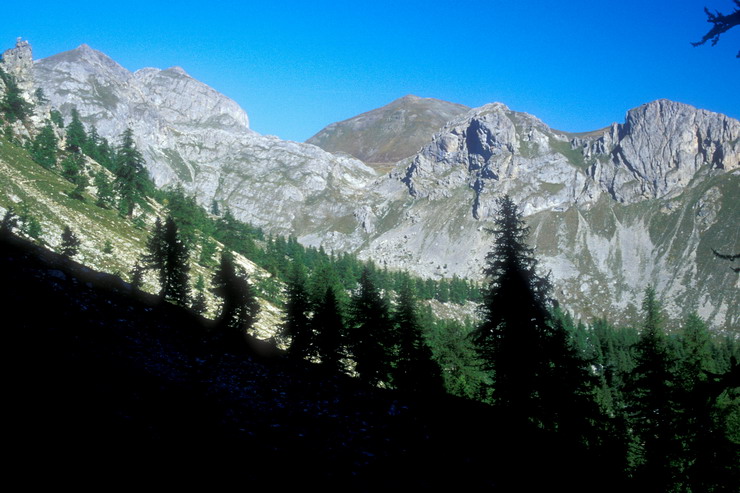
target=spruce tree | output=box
[626,286,679,489]
[30,122,58,169]
[312,286,346,373]
[60,226,81,257]
[114,128,151,216]
[282,262,314,360]
[65,108,87,153]
[392,278,443,393]
[161,216,191,306]
[211,251,260,343]
[347,266,394,386]
[471,195,554,425]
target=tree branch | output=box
[691,2,740,57]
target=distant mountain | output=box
[307,95,469,170]
[313,101,740,329]
[5,39,738,329]
[27,41,377,237]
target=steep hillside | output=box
[307,95,469,170]
[1,233,505,489]
[0,135,283,334]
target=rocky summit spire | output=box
[1,38,35,95]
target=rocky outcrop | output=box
[1,38,35,98]
[582,99,740,202]
[30,43,378,235]
[307,95,469,169]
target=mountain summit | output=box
[307,95,469,169]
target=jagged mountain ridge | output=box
[5,39,738,329]
[307,95,470,170]
[25,42,378,236]
[333,101,738,328]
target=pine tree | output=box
[346,267,394,386]
[1,207,19,237]
[282,262,314,360]
[94,171,115,208]
[312,286,346,373]
[392,278,443,393]
[114,128,151,216]
[143,216,190,306]
[0,67,31,122]
[30,122,58,169]
[211,251,260,343]
[60,226,81,257]
[626,285,679,488]
[471,195,554,425]
[161,216,191,306]
[65,108,87,153]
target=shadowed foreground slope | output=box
[3,234,619,490]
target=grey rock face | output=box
[307,95,470,168]
[1,38,35,97]
[344,101,739,329]
[31,44,377,234]
[585,99,740,202]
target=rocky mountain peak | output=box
[1,38,35,96]
[587,99,740,202]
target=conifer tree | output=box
[65,108,87,153]
[1,207,19,237]
[114,128,151,216]
[312,286,346,373]
[143,216,190,305]
[82,125,100,159]
[626,285,679,489]
[191,274,208,315]
[161,216,191,306]
[129,261,145,291]
[392,278,443,393]
[471,195,555,425]
[30,122,58,169]
[0,67,31,122]
[282,262,314,360]
[60,226,81,257]
[347,267,394,386]
[61,153,83,183]
[211,251,260,343]
[94,171,115,208]
[49,109,64,128]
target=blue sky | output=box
[2,0,739,141]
